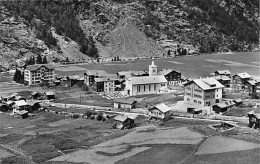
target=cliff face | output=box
[0,0,259,67]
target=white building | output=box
[183,77,224,113]
[125,58,167,96]
[24,64,55,86]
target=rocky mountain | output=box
[0,0,259,68]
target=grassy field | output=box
[60,52,260,78]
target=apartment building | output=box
[24,64,55,85]
[183,77,224,112]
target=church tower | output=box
[149,57,158,76]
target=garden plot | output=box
[196,136,260,155]
[50,127,204,164]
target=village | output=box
[0,57,260,163]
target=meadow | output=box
[57,51,260,78]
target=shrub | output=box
[84,110,93,117]
[96,112,103,121]
[90,115,95,120]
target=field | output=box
[55,52,260,78]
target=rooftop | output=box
[212,75,231,81]
[94,77,118,82]
[215,70,231,75]
[150,103,171,113]
[15,100,28,107]
[235,72,252,79]
[158,69,180,76]
[114,115,130,122]
[114,99,137,105]
[128,75,167,85]
[185,77,224,90]
[26,64,55,71]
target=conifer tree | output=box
[36,54,42,64]
[42,56,48,64]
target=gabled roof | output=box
[85,70,107,76]
[159,69,180,76]
[214,100,235,108]
[215,70,231,75]
[235,72,252,79]
[45,91,55,96]
[95,77,117,82]
[114,99,137,105]
[185,77,224,90]
[114,115,129,122]
[233,99,243,103]
[150,103,171,113]
[212,75,231,81]
[15,100,28,107]
[26,64,55,71]
[246,79,260,86]
[128,75,167,85]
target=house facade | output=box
[184,77,224,112]
[24,64,55,86]
[95,77,117,92]
[148,103,171,119]
[232,72,252,90]
[84,70,107,86]
[212,75,231,88]
[114,99,137,110]
[244,79,260,94]
[113,115,135,129]
[214,70,231,78]
[159,69,181,85]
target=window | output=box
[198,101,202,104]
[194,100,197,103]
[154,85,156,90]
[144,85,146,92]
[161,84,165,87]
[149,85,151,91]
[137,86,141,92]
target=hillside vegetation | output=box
[0,0,259,67]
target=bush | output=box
[90,115,95,120]
[96,112,103,121]
[84,110,93,117]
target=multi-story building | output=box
[94,77,117,92]
[183,77,224,112]
[159,69,181,85]
[214,70,231,78]
[24,64,55,85]
[84,70,107,86]
[232,72,252,90]
[212,75,231,88]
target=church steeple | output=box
[149,57,157,76]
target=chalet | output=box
[233,99,243,106]
[113,115,135,129]
[24,64,55,86]
[13,100,30,114]
[232,72,252,91]
[248,112,260,129]
[148,103,171,120]
[214,70,231,78]
[31,91,40,100]
[212,100,235,114]
[114,99,137,110]
[84,70,107,86]
[184,77,224,113]
[15,96,26,101]
[45,91,55,99]
[212,75,231,88]
[158,69,181,85]
[244,79,260,94]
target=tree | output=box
[167,50,171,56]
[13,69,18,82]
[42,56,48,64]
[65,57,69,62]
[36,54,42,64]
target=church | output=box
[124,58,168,96]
